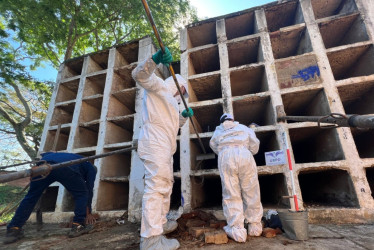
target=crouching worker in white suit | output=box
[210,113,263,242]
[132,47,193,250]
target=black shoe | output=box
[68,223,93,238]
[3,227,24,244]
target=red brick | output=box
[204,230,228,244]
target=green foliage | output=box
[0,184,25,223]
[0,0,198,66]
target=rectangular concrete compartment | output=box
[105,120,133,145]
[189,102,223,133]
[55,79,80,103]
[233,95,275,127]
[115,41,139,67]
[289,127,345,163]
[298,168,359,208]
[188,46,220,76]
[366,167,374,199]
[50,103,75,126]
[271,25,313,59]
[311,0,358,20]
[83,73,106,97]
[39,186,59,212]
[170,178,181,209]
[62,58,84,79]
[190,137,217,170]
[282,88,331,121]
[87,51,109,74]
[190,176,222,210]
[187,21,217,49]
[74,126,99,148]
[230,65,268,96]
[259,173,289,208]
[188,74,222,103]
[338,80,374,115]
[113,65,137,90]
[101,148,131,179]
[79,98,103,123]
[96,181,129,211]
[43,127,70,152]
[328,44,374,80]
[350,128,374,159]
[111,88,136,115]
[265,0,304,32]
[227,37,263,68]
[254,130,280,166]
[225,11,256,41]
[318,13,369,49]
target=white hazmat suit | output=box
[210,116,263,242]
[132,57,188,249]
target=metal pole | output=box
[0,146,137,184]
[140,0,206,154]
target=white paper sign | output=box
[265,150,286,166]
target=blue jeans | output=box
[7,167,88,229]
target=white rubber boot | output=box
[140,235,180,250]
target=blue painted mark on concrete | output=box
[292,65,320,81]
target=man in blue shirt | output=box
[3,152,97,244]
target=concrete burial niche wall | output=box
[37,0,374,223]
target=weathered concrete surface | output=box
[1,222,373,250]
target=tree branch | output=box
[0,100,25,118]
[0,128,16,135]
[9,82,31,129]
[0,105,17,126]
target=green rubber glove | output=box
[182,107,194,118]
[152,47,173,66]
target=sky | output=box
[30,0,275,82]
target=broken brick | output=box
[189,227,215,238]
[205,230,228,244]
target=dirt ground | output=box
[0,218,374,250]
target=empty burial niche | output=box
[62,57,83,79]
[109,88,136,116]
[282,88,331,122]
[191,176,222,210]
[225,11,256,41]
[96,181,129,211]
[319,13,369,49]
[311,0,358,20]
[170,178,181,209]
[233,95,274,127]
[105,121,133,145]
[43,127,70,152]
[328,44,374,80]
[50,103,75,126]
[338,80,374,115]
[350,128,374,158]
[188,74,222,103]
[78,150,96,165]
[55,79,80,103]
[227,37,263,68]
[230,65,268,96]
[101,148,131,178]
[74,126,99,148]
[114,41,139,68]
[79,98,102,123]
[271,26,313,59]
[299,168,359,208]
[87,51,109,74]
[265,0,304,32]
[258,174,289,208]
[113,66,137,90]
[38,186,59,212]
[83,73,106,97]
[190,137,217,170]
[62,190,75,212]
[189,46,220,76]
[173,141,180,172]
[189,103,223,134]
[289,127,344,163]
[366,167,374,199]
[187,21,217,49]
[254,131,280,167]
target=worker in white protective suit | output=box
[210,113,263,242]
[132,47,193,250]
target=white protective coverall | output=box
[132,57,188,240]
[210,120,263,242]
